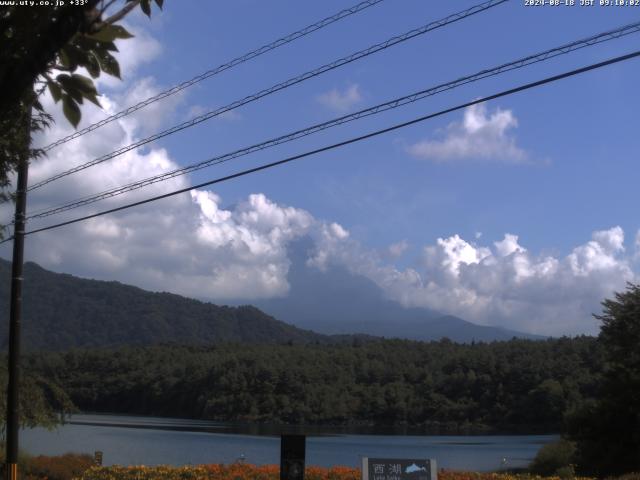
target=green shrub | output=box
[529,439,576,477]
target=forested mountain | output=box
[0,259,331,350]
[253,239,542,342]
[0,256,537,350]
[28,336,603,433]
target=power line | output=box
[9,48,639,242]
[40,0,387,152]
[29,0,508,191]
[24,20,640,222]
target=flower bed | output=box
[74,464,597,480]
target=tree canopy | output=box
[0,0,163,214]
[567,283,640,476]
[0,0,164,423]
[28,336,603,433]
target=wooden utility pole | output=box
[4,108,30,480]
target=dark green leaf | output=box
[111,24,134,39]
[140,0,151,17]
[89,24,134,43]
[57,74,84,105]
[71,74,97,94]
[70,74,101,108]
[48,81,62,103]
[84,52,101,78]
[33,99,44,113]
[83,92,102,108]
[101,41,119,52]
[96,51,121,79]
[154,0,164,8]
[76,35,118,53]
[58,48,72,69]
[59,43,90,71]
[62,94,81,128]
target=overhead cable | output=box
[29,0,508,191]
[41,0,388,152]
[8,48,639,242]
[24,20,640,221]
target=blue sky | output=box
[147,0,640,254]
[2,0,639,335]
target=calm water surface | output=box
[21,414,557,471]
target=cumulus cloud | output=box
[494,233,526,257]
[6,80,638,334]
[2,27,636,338]
[316,84,363,112]
[406,103,528,163]
[0,27,354,302]
[388,240,409,258]
[7,80,636,336]
[0,90,355,302]
[303,228,638,336]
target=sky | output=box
[2,0,640,336]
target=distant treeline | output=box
[27,336,603,433]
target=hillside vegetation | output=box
[28,336,602,432]
[0,260,329,349]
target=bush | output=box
[529,439,576,477]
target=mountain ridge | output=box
[253,239,543,342]
[0,253,541,350]
[0,258,334,350]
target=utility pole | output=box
[5,106,30,480]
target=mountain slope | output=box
[0,259,329,350]
[254,239,543,342]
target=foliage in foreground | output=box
[72,464,603,480]
[0,366,76,429]
[528,439,576,477]
[567,283,640,477]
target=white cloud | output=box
[2,26,637,338]
[407,103,528,163]
[494,233,526,257]
[0,28,351,302]
[2,91,348,300]
[316,84,363,112]
[9,81,636,337]
[96,21,163,91]
[424,234,491,277]
[6,77,638,334]
[388,240,409,258]
[303,227,638,336]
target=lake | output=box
[21,414,557,472]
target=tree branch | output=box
[103,0,140,26]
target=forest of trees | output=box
[25,336,603,433]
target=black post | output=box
[280,434,305,480]
[5,152,29,480]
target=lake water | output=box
[21,414,558,472]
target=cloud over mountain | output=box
[1,27,637,339]
[310,227,637,335]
